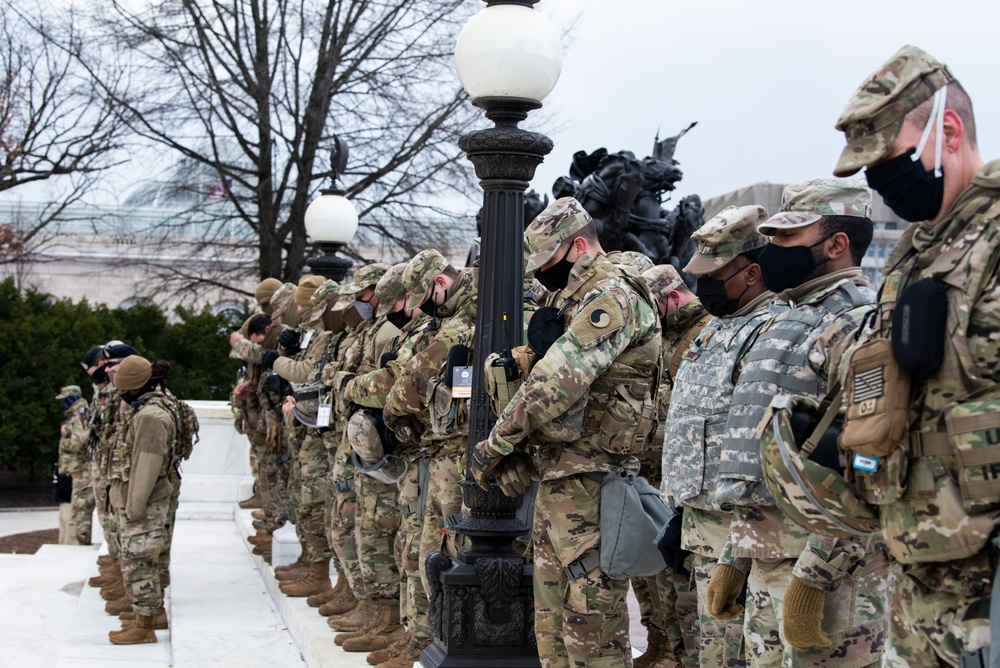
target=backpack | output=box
[155,395,200,462]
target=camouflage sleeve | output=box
[125,409,174,518]
[273,332,330,383]
[488,287,637,454]
[383,338,449,420]
[231,338,264,364]
[792,535,869,591]
[969,268,1000,386]
[716,537,751,574]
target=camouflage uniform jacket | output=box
[108,391,176,518]
[59,399,91,477]
[858,161,1000,588]
[230,321,288,365]
[383,270,477,458]
[716,269,881,589]
[94,384,124,478]
[487,254,661,480]
[663,291,782,558]
[273,330,334,384]
[343,314,431,410]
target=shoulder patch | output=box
[570,293,625,348]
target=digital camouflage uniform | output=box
[475,198,662,668]
[832,46,1000,667]
[58,390,95,545]
[663,206,780,668]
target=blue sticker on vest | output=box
[852,454,878,472]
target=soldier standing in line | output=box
[56,385,95,546]
[831,45,1000,666]
[706,179,886,667]
[81,346,118,577]
[638,264,713,668]
[660,205,782,668]
[470,197,662,668]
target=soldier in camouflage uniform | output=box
[56,385,94,545]
[106,356,177,645]
[706,179,886,667]
[830,45,1000,666]
[639,265,713,668]
[470,197,662,668]
[661,206,782,668]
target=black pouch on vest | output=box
[891,277,947,378]
[527,306,564,356]
[790,409,845,476]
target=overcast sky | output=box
[525,0,1000,208]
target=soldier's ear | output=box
[744,263,762,286]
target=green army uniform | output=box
[473,198,662,668]
[713,180,886,668]
[57,387,95,545]
[640,267,713,668]
[832,46,1000,666]
[662,206,780,668]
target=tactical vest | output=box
[424,280,477,452]
[854,189,1000,565]
[719,277,874,508]
[663,302,775,510]
[108,394,174,484]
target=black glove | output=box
[656,509,691,577]
[261,350,280,370]
[278,329,300,350]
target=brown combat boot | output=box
[120,607,168,630]
[306,583,336,607]
[238,490,262,509]
[634,630,679,668]
[319,579,357,616]
[109,613,157,645]
[342,600,405,652]
[274,554,308,580]
[279,560,330,597]
[335,599,384,646]
[261,549,272,564]
[100,579,125,601]
[251,509,266,520]
[328,598,377,632]
[89,561,121,588]
[105,596,132,616]
[367,631,411,665]
[376,636,431,668]
[247,530,272,546]
[97,554,114,567]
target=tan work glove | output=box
[782,577,832,651]
[511,345,538,379]
[706,563,746,621]
[494,453,533,497]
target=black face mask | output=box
[60,397,80,411]
[535,245,575,292]
[418,292,436,318]
[865,148,944,222]
[386,309,410,330]
[758,236,831,294]
[92,367,109,384]
[696,266,748,317]
[120,390,143,404]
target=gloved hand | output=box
[706,563,746,621]
[656,510,691,577]
[261,350,280,370]
[469,439,505,491]
[782,577,832,651]
[278,328,300,350]
[510,345,537,380]
[495,453,533,497]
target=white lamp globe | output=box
[304,192,359,244]
[454,3,563,102]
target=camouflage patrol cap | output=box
[683,205,769,276]
[403,249,449,310]
[616,251,655,273]
[269,283,296,314]
[113,355,152,392]
[375,263,409,317]
[56,385,82,400]
[758,178,873,234]
[254,278,283,307]
[642,264,686,301]
[294,275,326,306]
[332,284,359,312]
[523,197,593,273]
[834,45,954,177]
[310,279,339,305]
[340,263,391,296]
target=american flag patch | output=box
[853,367,884,404]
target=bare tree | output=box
[0,1,130,246]
[77,0,481,296]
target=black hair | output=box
[247,313,272,337]
[820,216,874,266]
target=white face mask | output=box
[354,299,375,322]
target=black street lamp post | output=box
[304,139,358,282]
[421,3,562,667]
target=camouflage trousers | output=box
[296,431,331,563]
[93,466,119,558]
[325,427,360,595]
[395,453,431,641]
[885,552,992,667]
[534,474,632,668]
[650,559,700,668]
[693,554,746,668]
[115,496,170,616]
[287,422,305,527]
[157,485,180,577]
[744,550,888,668]
[252,429,286,530]
[418,450,467,600]
[354,471,400,599]
[68,466,95,545]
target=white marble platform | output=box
[0,508,59,538]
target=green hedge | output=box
[0,277,249,478]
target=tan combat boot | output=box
[238,490,262,509]
[274,554,309,580]
[306,582,336,608]
[97,554,114,567]
[328,598,377,632]
[342,600,406,652]
[376,635,431,668]
[251,509,266,520]
[120,606,168,630]
[261,548,272,564]
[634,630,679,668]
[100,579,125,601]
[279,560,330,597]
[335,599,384,646]
[367,630,411,665]
[319,581,357,616]
[247,530,272,546]
[105,596,133,616]
[109,613,157,645]
[89,561,121,588]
